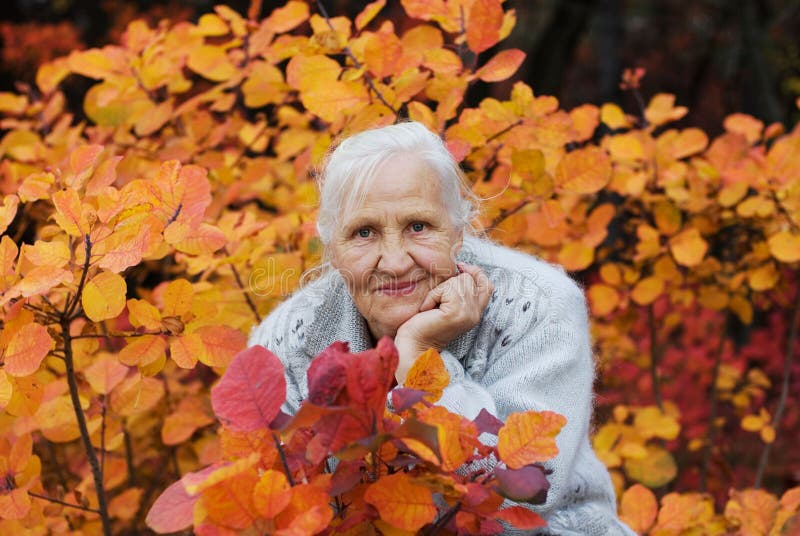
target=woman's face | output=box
[330,153,462,340]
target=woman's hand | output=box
[394,262,493,384]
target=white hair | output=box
[316,121,479,249]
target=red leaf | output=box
[306,341,349,405]
[211,345,286,432]
[145,479,196,533]
[493,465,550,503]
[473,408,504,436]
[494,505,547,530]
[391,388,428,412]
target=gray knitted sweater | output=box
[248,236,636,536]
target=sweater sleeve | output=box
[434,280,635,535]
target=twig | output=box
[465,119,524,159]
[648,304,664,411]
[100,396,107,483]
[123,426,136,486]
[755,277,800,488]
[699,315,728,492]
[65,235,92,319]
[315,0,399,117]
[424,502,461,535]
[28,491,100,514]
[223,247,262,323]
[272,432,295,486]
[61,319,112,536]
[488,198,530,229]
[69,331,169,339]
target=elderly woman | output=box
[248,121,635,535]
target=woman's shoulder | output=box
[248,269,343,351]
[460,235,585,304]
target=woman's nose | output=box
[376,235,414,275]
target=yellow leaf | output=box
[600,103,631,129]
[0,371,12,411]
[630,276,664,306]
[82,271,127,322]
[724,113,764,144]
[624,446,677,487]
[264,0,310,33]
[187,45,238,82]
[52,189,90,237]
[619,484,658,535]
[634,407,680,441]
[669,228,708,267]
[554,147,611,194]
[767,231,800,263]
[748,263,780,291]
[644,93,687,127]
[162,279,194,318]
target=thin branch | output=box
[272,432,295,487]
[424,502,461,535]
[755,277,800,488]
[100,396,107,484]
[700,315,728,492]
[65,235,92,319]
[315,0,399,117]
[488,198,530,229]
[648,304,664,412]
[123,426,136,486]
[465,119,524,159]
[28,491,101,514]
[69,331,169,340]
[61,319,112,536]
[223,247,262,324]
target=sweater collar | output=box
[304,240,481,363]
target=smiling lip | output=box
[376,281,418,296]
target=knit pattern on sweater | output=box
[248,236,636,536]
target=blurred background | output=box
[1,0,798,132]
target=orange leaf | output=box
[169,334,203,369]
[355,0,386,31]
[554,147,611,194]
[724,489,779,536]
[162,278,194,318]
[724,113,764,144]
[0,371,12,411]
[364,472,437,531]
[403,348,449,402]
[13,265,73,299]
[52,189,90,237]
[466,0,504,54]
[82,271,127,322]
[109,375,165,417]
[252,470,292,518]
[0,195,19,236]
[264,0,310,33]
[558,241,594,271]
[84,353,129,394]
[669,228,708,267]
[164,221,227,255]
[364,31,403,79]
[118,335,167,368]
[588,283,619,317]
[126,299,162,331]
[497,410,566,469]
[197,325,247,368]
[476,49,526,82]
[275,482,333,531]
[301,80,370,122]
[4,323,53,377]
[619,484,658,534]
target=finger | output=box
[419,283,446,312]
[457,263,493,303]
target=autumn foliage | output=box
[0,0,799,534]
[145,341,558,533]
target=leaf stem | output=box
[223,246,262,323]
[61,318,112,536]
[755,276,800,488]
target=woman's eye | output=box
[410,222,426,233]
[356,228,371,238]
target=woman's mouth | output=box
[376,281,418,296]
